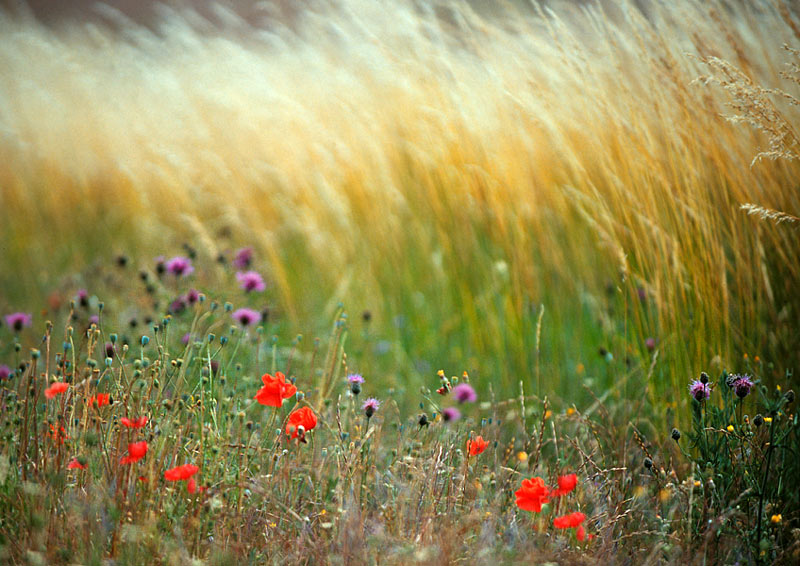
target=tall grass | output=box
[1,0,798,410]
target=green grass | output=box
[0,263,796,564]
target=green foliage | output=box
[677,371,798,563]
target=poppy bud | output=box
[671,428,681,441]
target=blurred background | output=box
[1,0,798,413]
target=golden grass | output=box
[1,0,798,406]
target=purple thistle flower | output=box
[452,383,477,404]
[442,407,461,422]
[181,333,191,345]
[347,374,364,395]
[689,379,711,402]
[236,271,266,292]
[729,374,754,399]
[88,315,100,326]
[0,365,12,380]
[165,256,194,277]
[5,312,32,332]
[185,289,200,305]
[645,337,656,351]
[362,398,380,418]
[232,308,260,327]
[76,289,89,307]
[169,297,187,314]
[233,247,254,270]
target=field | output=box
[0,0,799,564]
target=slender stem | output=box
[755,417,776,560]
[701,401,709,462]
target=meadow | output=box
[0,0,799,563]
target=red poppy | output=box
[48,424,68,444]
[45,381,69,399]
[120,441,148,465]
[164,463,199,481]
[286,406,317,439]
[553,511,586,529]
[254,371,297,407]
[121,416,148,429]
[576,525,587,541]
[553,473,578,496]
[467,435,489,456]
[515,477,550,512]
[67,457,87,470]
[88,393,111,408]
[187,477,197,493]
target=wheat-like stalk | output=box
[740,203,799,225]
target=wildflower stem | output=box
[755,415,776,557]
[223,327,245,379]
[701,401,709,462]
